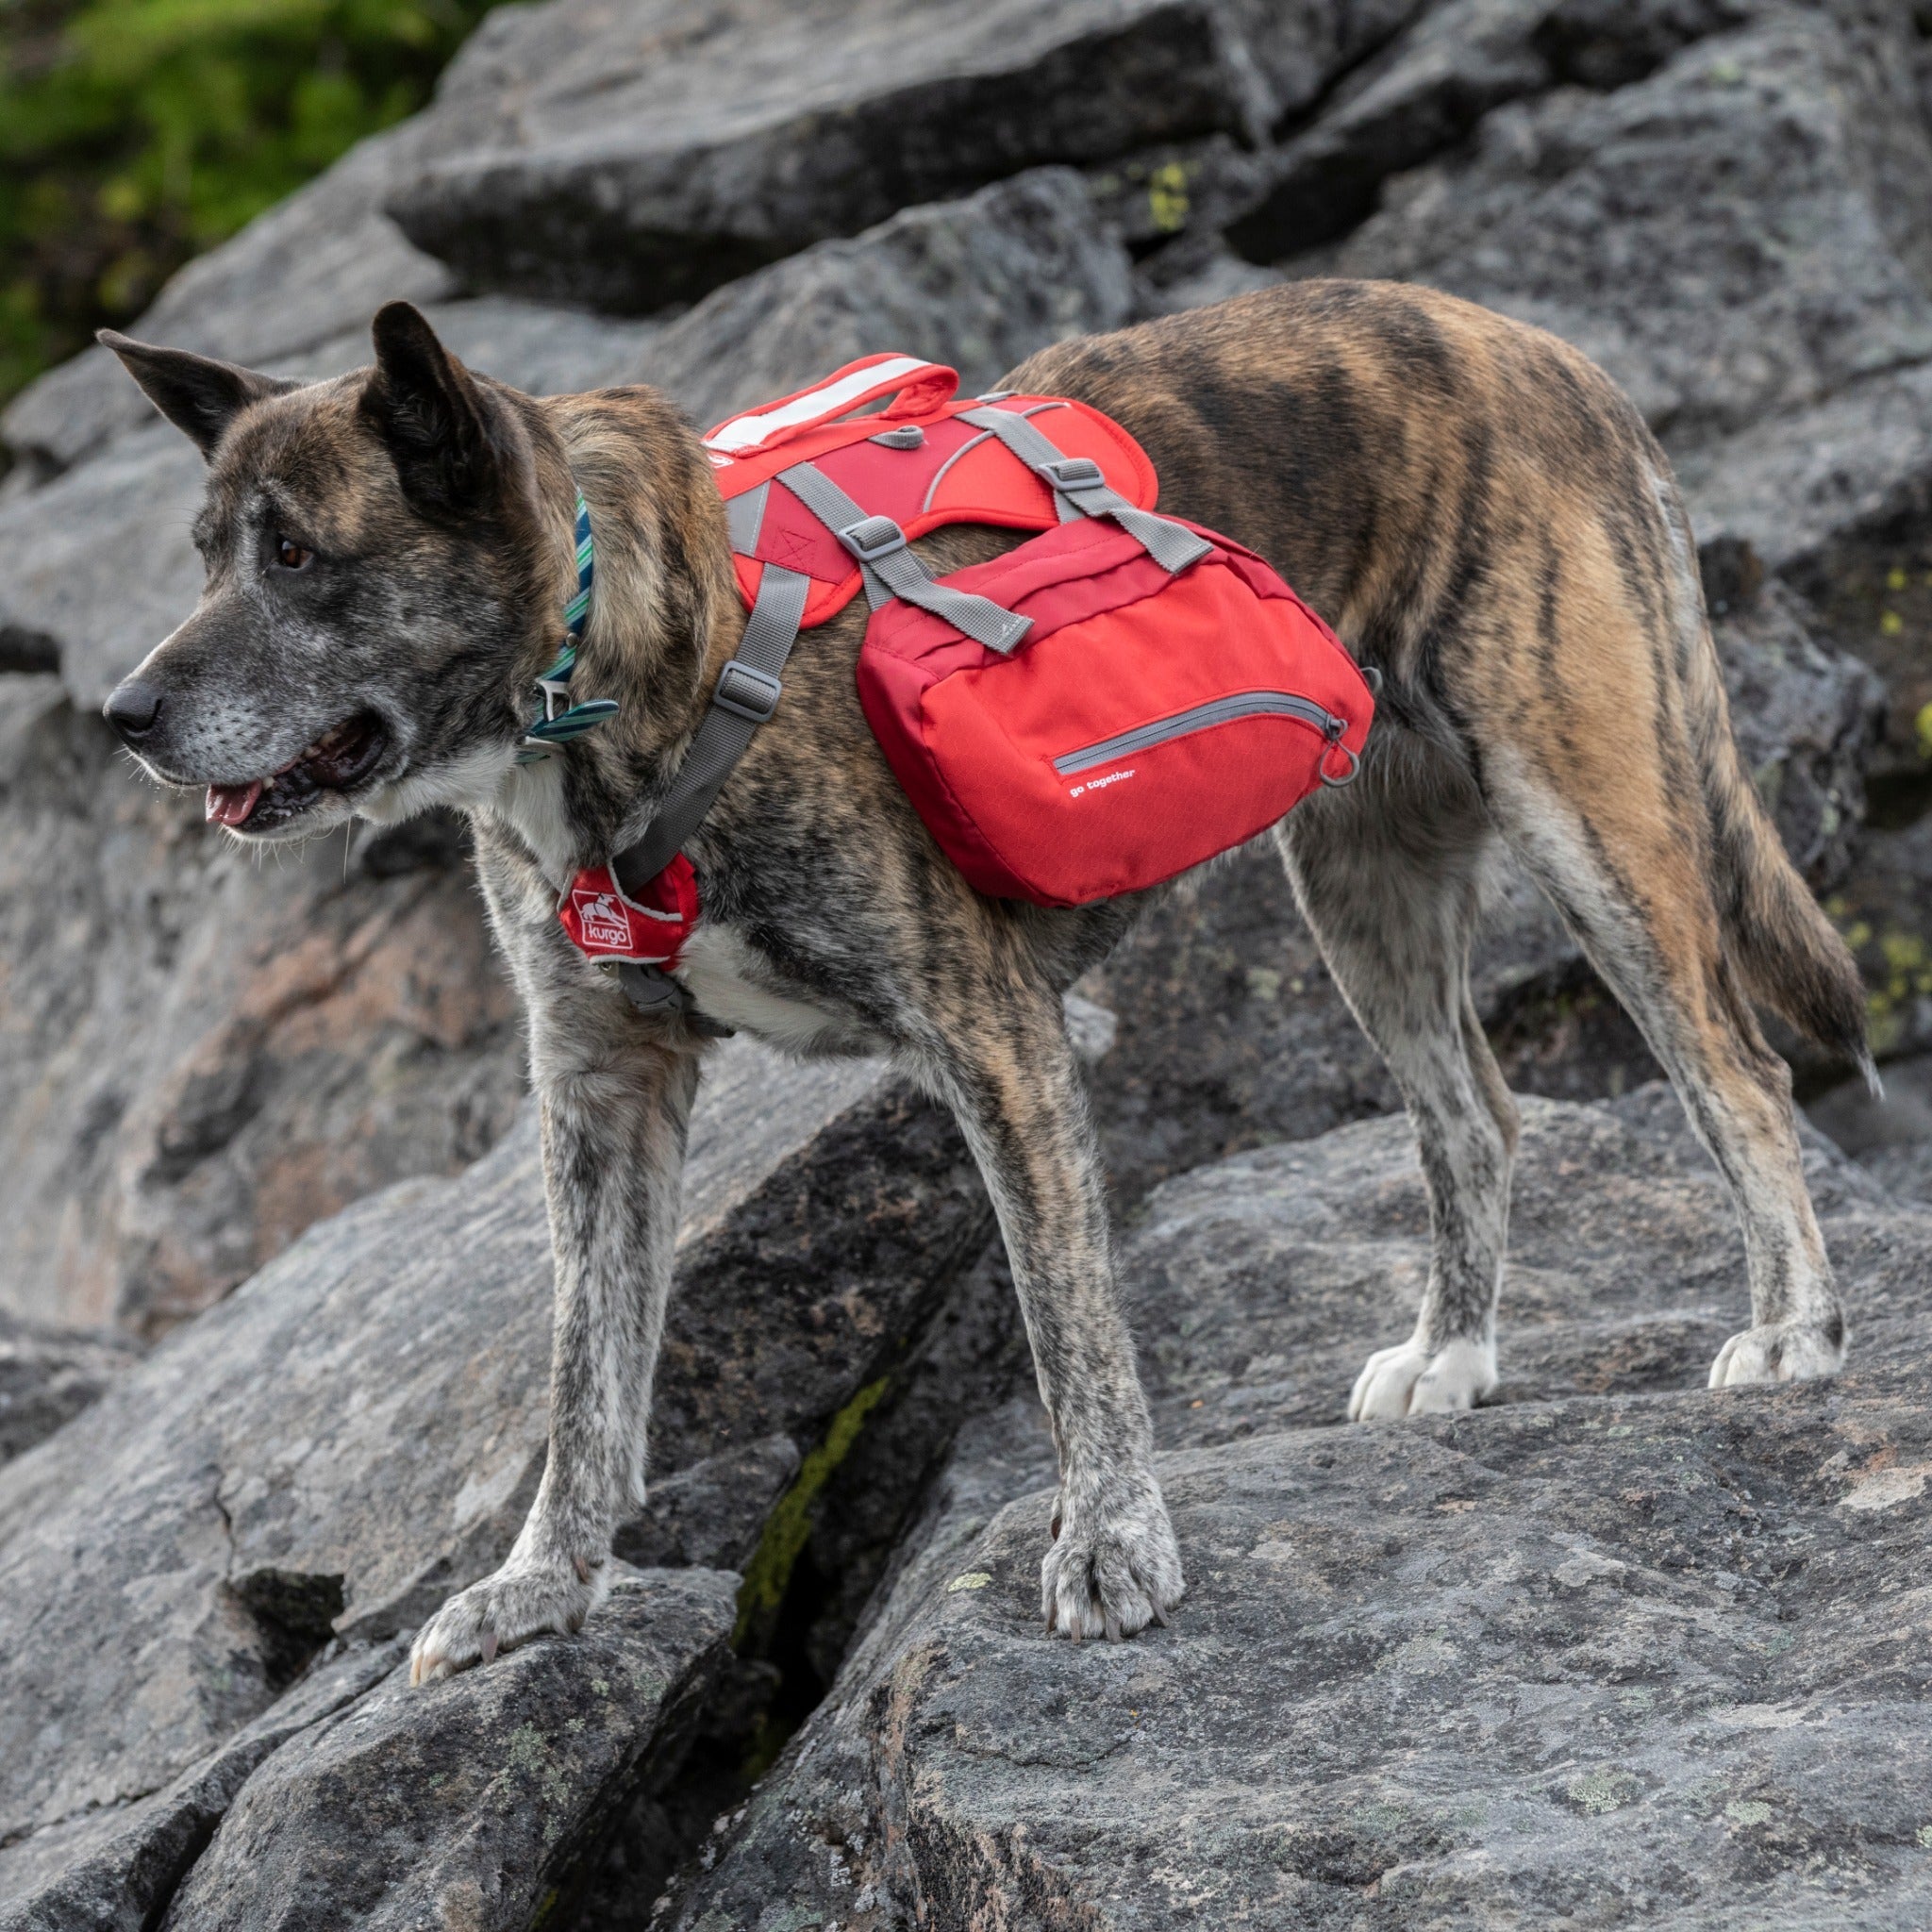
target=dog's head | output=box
[99,302,561,841]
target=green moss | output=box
[733,1376,891,1646]
[0,0,507,408]
[1147,158,1191,234]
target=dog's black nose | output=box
[103,679,162,741]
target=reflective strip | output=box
[1052,691,1340,775]
[917,401,1067,516]
[704,356,933,454]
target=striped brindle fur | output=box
[100,282,1872,1670]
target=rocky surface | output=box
[0,1310,138,1463]
[377,0,1402,313]
[0,1039,990,1927]
[163,1571,737,1932]
[3,0,1932,1924]
[665,1090,1932,1928]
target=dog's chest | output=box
[675,921,880,1057]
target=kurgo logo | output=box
[573,886,633,951]
[1068,767,1137,799]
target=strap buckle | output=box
[1036,456,1106,492]
[838,514,908,564]
[714,659,783,723]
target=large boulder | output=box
[1229,0,1745,263]
[662,1087,1932,1927]
[1291,5,1932,777]
[0,1038,991,1927]
[1313,9,1932,441]
[158,1571,738,1932]
[378,0,1409,313]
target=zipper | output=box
[1052,690,1342,776]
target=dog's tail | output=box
[1680,560,1876,1092]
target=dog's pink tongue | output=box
[205,780,262,827]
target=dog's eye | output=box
[275,535,313,570]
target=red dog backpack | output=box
[553,354,1374,1000]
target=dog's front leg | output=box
[410,990,698,1684]
[928,990,1183,1641]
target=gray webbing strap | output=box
[778,460,1033,654]
[957,406,1212,575]
[610,563,809,894]
[725,480,768,555]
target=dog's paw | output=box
[1708,1319,1844,1391]
[1041,1476,1184,1642]
[1348,1336,1496,1420]
[408,1552,608,1686]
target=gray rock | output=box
[381,0,1399,314]
[0,1037,989,1917]
[0,1311,139,1463]
[665,1089,1932,1927]
[1231,0,1742,261]
[159,1569,736,1932]
[1809,1052,1932,1210]
[1712,580,1884,891]
[0,1641,404,1932]
[1672,365,1932,771]
[1820,812,1932,1068]
[637,169,1134,434]
[1322,11,1932,439]
[0,427,208,718]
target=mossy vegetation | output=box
[0,0,502,408]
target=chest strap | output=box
[608,562,810,1022]
[955,407,1211,574]
[777,459,1035,653]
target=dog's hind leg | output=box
[1277,737,1520,1419]
[1485,737,1847,1389]
[918,972,1183,1641]
[1470,488,1858,1391]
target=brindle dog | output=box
[99,282,1871,1671]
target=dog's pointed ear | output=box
[358,301,508,521]
[97,330,294,458]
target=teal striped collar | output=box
[517,491,619,762]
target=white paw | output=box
[408,1551,608,1685]
[1708,1319,1845,1390]
[1348,1336,1497,1421]
[1041,1474,1184,1641]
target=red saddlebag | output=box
[857,512,1374,908]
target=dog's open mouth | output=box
[205,712,389,832]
